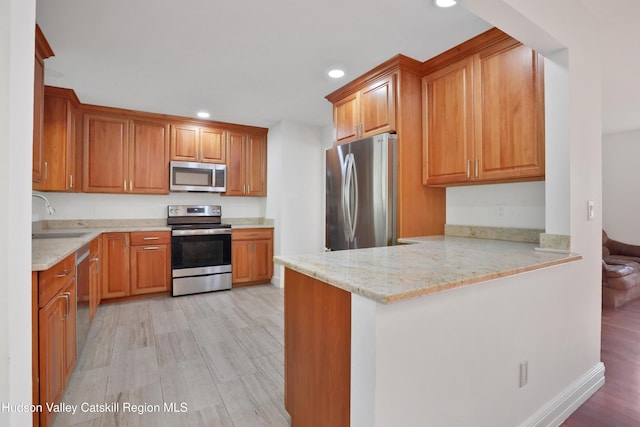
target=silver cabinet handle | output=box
[43,161,48,181]
[475,158,479,178]
[124,180,127,192]
[143,237,159,240]
[69,174,73,189]
[60,292,71,320]
[130,180,133,191]
[55,269,72,278]
[467,159,470,179]
[91,257,99,275]
[143,246,159,250]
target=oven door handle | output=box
[172,228,232,236]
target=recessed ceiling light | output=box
[328,69,345,79]
[434,0,456,7]
[197,111,210,119]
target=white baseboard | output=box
[519,362,605,427]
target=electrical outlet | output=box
[496,204,505,220]
[519,361,528,387]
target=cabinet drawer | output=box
[130,231,171,246]
[232,228,273,241]
[39,253,75,308]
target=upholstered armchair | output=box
[602,230,640,307]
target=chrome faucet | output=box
[32,193,56,215]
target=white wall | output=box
[266,120,325,287]
[2,0,37,425]
[360,262,601,426]
[447,182,545,229]
[33,191,266,221]
[602,129,640,244]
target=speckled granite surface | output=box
[32,225,170,271]
[444,224,543,243]
[223,218,274,229]
[274,236,581,304]
[33,217,274,271]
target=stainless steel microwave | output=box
[170,161,226,192]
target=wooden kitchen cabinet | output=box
[101,231,171,300]
[35,253,76,427]
[170,123,226,163]
[129,231,171,295]
[326,55,446,239]
[34,86,81,192]
[101,232,130,299]
[83,112,170,194]
[333,74,395,144]
[422,31,545,186]
[225,130,267,196]
[33,24,54,183]
[89,235,101,323]
[232,228,273,286]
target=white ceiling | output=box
[36,0,640,134]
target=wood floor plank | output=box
[563,298,640,426]
[49,284,288,427]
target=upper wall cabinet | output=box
[422,30,545,186]
[83,111,170,194]
[332,74,396,144]
[34,86,81,192]
[33,25,54,184]
[326,55,446,238]
[170,123,226,164]
[225,130,267,197]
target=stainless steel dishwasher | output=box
[75,244,90,358]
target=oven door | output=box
[171,228,232,277]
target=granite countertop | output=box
[32,226,171,271]
[273,235,581,304]
[32,217,274,271]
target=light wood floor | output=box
[562,298,640,426]
[52,284,290,427]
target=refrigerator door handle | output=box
[350,153,359,242]
[342,153,353,243]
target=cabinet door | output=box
[35,90,76,191]
[474,41,545,181]
[89,236,101,323]
[422,58,474,185]
[101,233,130,299]
[360,75,395,138]
[129,120,170,194]
[62,278,76,385]
[39,292,66,423]
[83,114,128,193]
[33,53,46,183]
[252,239,274,282]
[225,131,247,196]
[200,127,227,163]
[334,92,359,144]
[246,133,267,196]
[170,124,199,162]
[232,240,252,284]
[130,244,171,295]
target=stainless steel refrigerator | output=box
[325,133,397,251]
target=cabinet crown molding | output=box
[421,27,512,75]
[325,54,422,103]
[35,24,54,59]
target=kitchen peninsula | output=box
[275,236,581,427]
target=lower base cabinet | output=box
[34,253,77,427]
[232,228,274,287]
[101,231,171,300]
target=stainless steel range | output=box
[168,205,232,297]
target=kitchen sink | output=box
[32,232,90,239]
